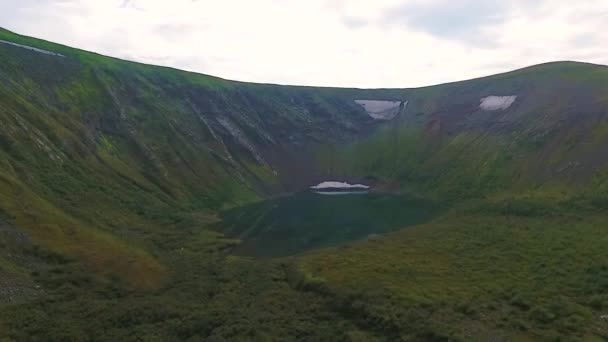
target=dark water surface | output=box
[217,191,442,257]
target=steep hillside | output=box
[1,27,608,340]
[327,61,608,199]
[0,27,398,285]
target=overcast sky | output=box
[1,0,607,88]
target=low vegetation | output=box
[298,194,608,340]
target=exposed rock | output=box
[217,116,269,167]
[0,272,39,305]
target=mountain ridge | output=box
[2,27,606,89]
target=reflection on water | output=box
[217,191,441,257]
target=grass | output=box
[0,172,166,289]
[296,195,608,340]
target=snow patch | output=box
[480,96,516,111]
[310,181,370,190]
[355,100,405,120]
[0,40,64,57]
[313,191,368,196]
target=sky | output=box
[1,0,607,88]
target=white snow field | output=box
[479,96,517,111]
[310,181,370,190]
[355,100,405,120]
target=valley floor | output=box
[2,193,608,341]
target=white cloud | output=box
[1,0,607,87]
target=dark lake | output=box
[217,191,442,258]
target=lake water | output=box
[217,191,441,257]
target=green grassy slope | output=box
[327,61,608,200]
[296,196,608,340]
[0,27,389,284]
[299,62,608,340]
[1,27,608,340]
[0,27,409,340]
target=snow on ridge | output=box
[310,181,370,190]
[0,39,65,57]
[355,100,404,120]
[480,96,516,111]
